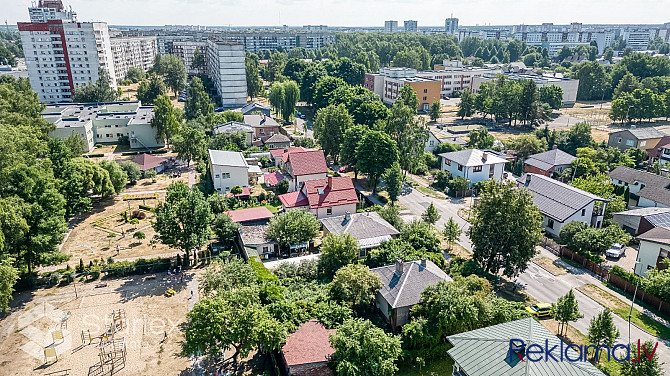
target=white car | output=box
[606,243,626,258]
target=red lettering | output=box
[643,342,658,362]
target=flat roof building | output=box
[472,72,579,105]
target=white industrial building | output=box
[206,40,247,107]
[420,60,501,98]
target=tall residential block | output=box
[445,17,459,34]
[110,36,157,82]
[404,20,418,33]
[18,0,116,103]
[384,21,398,33]
[172,40,208,75]
[206,40,247,107]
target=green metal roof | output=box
[447,318,605,376]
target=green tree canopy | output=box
[266,210,320,249]
[329,264,382,308]
[318,233,358,280]
[314,103,353,163]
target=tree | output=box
[268,81,284,115]
[340,125,368,180]
[99,160,127,194]
[401,220,441,253]
[160,54,187,96]
[136,75,166,104]
[185,76,213,120]
[421,203,440,225]
[468,180,543,277]
[191,48,206,73]
[614,73,641,98]
[151,94,182,147]
[125,67,145,83]
[539,85,563,110]
[383,162,403,205]
[551,289,582,337]
[119,161,142,184]
[619,340,663,376]
[0,259,19,312]
[73,68,119,102]
[318,233,358,280]
[467,128,494,149]
[574,61,611,101]
[396,84,419,111]
[132,231,146,241]
[153,181,212,255]
[506,134,548,159]
[587,309,620,361]
[356,131,398,193]
[60,158,115,217]
[314,104,353,163]
[429,101,441,122]
[329,264,382,308]
[245,55,263,100]
[266,210,320,250]
[457,89,475,119]
[443,217,462,251]
[212,213,240,248]
[386,104,427,174]
[276,179,289,195]
[330,318,402,376]
[281,80,300,121]
[172,125,206,167]
[313,76,347,109]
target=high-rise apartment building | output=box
[110,36,157,82]
[384,21,398,33]
[18,0,116,103]
[445,18,459,34]
[206,40,247,107]
[172,40,208,75]
[404,20,418,33]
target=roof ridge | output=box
[392,264,411,307]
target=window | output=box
[625,139,635,146]
[473,166,482,172]
[429,140,434,146]
[547,218,554,229]
[423,96,427,100]
[221,173,231,179]
[457,164,463,172]
[327,208,333,215]
[581,209,586,216]
[214,174,220,178]
[444,159,451,166]
[640,140,647,147]
[262,246,269,252]
[489,167,494,179]
[423,89,427,93]
[617,137,622,144]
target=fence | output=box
[556,246,670,316]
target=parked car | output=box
[525,303,552,318]
[606,243,626,258]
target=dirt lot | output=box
[0,273,193,376]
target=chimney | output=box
[525,174,531,186]
[395,259,404,276]
[327,175,333,188]
[420,258,427,267]
[482,152,488,161]
[344,211,351,222]
[553,144,558,150]
[283,148,288,153]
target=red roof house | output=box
[264,171,285,186]
[284,150,328,191]
[281,320,335,376]
[225,206,274,224]
[278,176,358,219]
[131,153,168,172]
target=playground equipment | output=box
[164,288,176,297]
[44,369,70,376]
[44,347,58,364]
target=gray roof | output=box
[212,121,253,135]
[609,166,670,207]
[447,318,605,376]
[265,133,291,144]
[241,102,271,115]
[243,114,279,127]
[239,225,276,246]
[517,174,606,222]
[208,149,249,168]
[525,149,577,171]
[371,260,452,309]
[439,149,508,167]
[638,227,670,246]
[439,136,468,146]
[610,127,666,140]
[320,212,400,249]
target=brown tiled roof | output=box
[287,150,328,176]
[131,153,167,171]
[269,147,306,162]
[282,320,335,368]
[278,191,309,208]
[303,176,358,210]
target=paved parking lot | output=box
[602,245,639,273]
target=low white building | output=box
[208,149,250,193]
[635,227,670,277]
[517,174,608,236]
[438,149,507,187]
[472,73,579,105]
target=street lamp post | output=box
[628,260,641,345]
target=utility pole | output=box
[628,260,640,345]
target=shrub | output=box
[131,210,147,220]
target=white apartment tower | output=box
[404,20,418,33]
[206,40,247,107]
[445,17,459,34]
[110,36,158,82]
[384,21,398,33]
[18,0,116,103]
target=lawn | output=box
[397,357,454,376]
[578,284,670,341]
[263,203,281,214]
[532,257,568,276]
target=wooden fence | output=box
[557,246,670,316]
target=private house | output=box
[131,153,168,173]
[244,114,280,142]
[264,171,285,188]
[424,130,467,153]
[265,133,291,149]
[608,127,667,153]
[241,102,271,117]
[635,227,670,276]
[371,259,452,329]
[208,149,250,193]
[283,150,328,192]
[279,176,359,219]
[609,166,670,208]
[518,174,607,236]
[523,148,577,177]
[439,149,507,187]
[424,131,442,153]
[321,212,400,257]
[239,224,278,260]
[280,320,335,376]
[225,207,274,225]
[212,121,254,146]
[269,147,307,168]
[652,138,670,165]
[613,207,670,235]
[447,318,605,376]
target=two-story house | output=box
[244,114,280,142]
[608,127,667,153]
[609,166,670,208]
[212,121,254,147]
[208,149,250,193]
[523,148,576,177]
[518,174,608,236]
[269,147,307,168]
[439,149,507,186]
[283,150,328,192]
[278,176,359,219]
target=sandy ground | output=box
[0,273,193,376]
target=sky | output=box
[5,0,670,27]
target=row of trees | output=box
[610,88,670,123]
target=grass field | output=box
[397,358,454,376]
